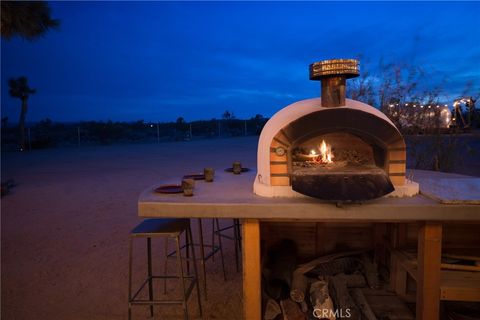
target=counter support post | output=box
[416,221,442,320]
[242,218,261,320]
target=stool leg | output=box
[188,224,203,318]
[128,236,133,320]
[147,238,154,317]
[234,219,241,272]
[176,235,189,320]
[236,219,242,252]
[163,237,168,294]
[215,218,227,281]
[197,218,207,298]
[211,218,215,262]
[185,228,190,275]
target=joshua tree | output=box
[1,1,59,40]
[9,77,36,150]
[222,110,235,120]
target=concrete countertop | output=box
[138,169,480,221]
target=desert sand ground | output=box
[2,137,259,320]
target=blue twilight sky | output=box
[1,1,479,122]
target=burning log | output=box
[280,299,306,320]
[350,288,377,320]
[310,280,336,320]
[329,275,360,320]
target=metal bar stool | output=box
[166,218,227,299]
[128,218,202,320]
[214,218,242,272]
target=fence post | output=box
[77,126,81,147]
[218,121,221,137]
[244,120,247,136]
[189,123,192,138]
[156,122,160,143]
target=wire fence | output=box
[1,118,268,151]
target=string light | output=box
[386,102,452,109]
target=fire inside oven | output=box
[279,107,396,201]
[290,129,393,201]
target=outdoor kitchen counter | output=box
[138,169,480,221]
[138,169,480,320]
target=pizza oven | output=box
[253,59,419,201]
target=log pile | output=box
[262,242,381,320]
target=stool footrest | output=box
[130,276,196,302]
[215,233,236,241]
[130,299,186,305]
[167,243,221,262]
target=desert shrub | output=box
[406,134,474,172]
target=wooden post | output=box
[389,251,398,293]
[397,223,407,248]
[373,223,387,266]
[156,122,160,143]
[416,222,442,320]
[390,223,406,249]
[243,219,261,320]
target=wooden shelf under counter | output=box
[390,249,480,302]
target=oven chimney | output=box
[309,59,359,108]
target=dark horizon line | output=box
[2,117,268,127]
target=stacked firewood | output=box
[262,240,381,320]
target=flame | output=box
[319,140,333,163]
[320,140,327,155]
[310,149,317,155]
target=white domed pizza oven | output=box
[253,59,419,201]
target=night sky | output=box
[1,1,479,123]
